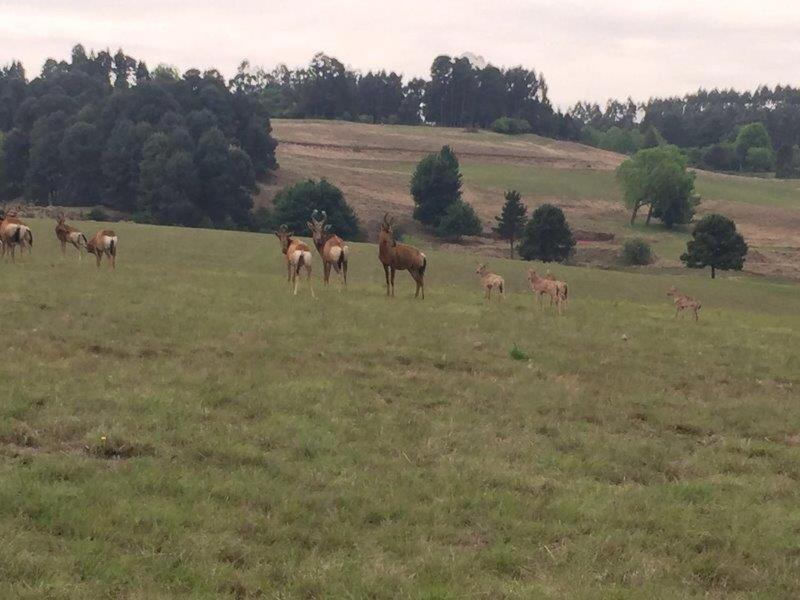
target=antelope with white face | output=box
[528,269,567,315]
[55,214,88,259]
[85,229,118,268]
[667,287,701,321]
[307,210,349,288]
[275,224,315,297]
[378,214,427,299]
[0,210,33,262]
[475,264,505,300]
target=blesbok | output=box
[275,224,315,297]
[0,210,33,262]
[528,268,567,315]
[545,268,568,309]
[85,229,118,269]
[378,214,427,299]
[55,214,88,259]
[475,264,505,300]
[307,210,349,288]
[667,287,701,321]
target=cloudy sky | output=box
[1,0,798,107]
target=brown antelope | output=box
[378,214,427,299]
[85,229,118,268]
[0,210,33,262]
[475,264,505,300]
[307,210,349,288]
[275,224,315,297]
[545,268,568,309]
[667,287,701,321]
[528,268,567,315]
[55,214,88,259]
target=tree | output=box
[435,200,482,240]
[621,238,653,265]
[410,145,462,226]
[271,179,361,239]
[735,122,772,168]
[681,214,748,278]
[493,190,527,257]
[641,127,663,149]
[518,203,575,262]
[616,146,696,227]
[59,121,102,205]
[745,146,774,172]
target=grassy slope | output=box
[2,219,800,598]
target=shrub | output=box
[435,200,482,240]
[621,238,653,265]
[702,143,738,171]
[745,146,774,172]
[681,214,748,278]
[271,179,361,239]
[87,207,110,221]
[251,206,273,232]
[357,114,374,124]
[518,203,575,262]
[490,117,531,135]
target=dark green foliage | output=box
[60,121,102,205]
[702,143,738,171]
[86,207,110,221]
[489,117,531,135]
[271,179,361,239]
[681,214,748,278]
[621,238,653,265]
[641,127,663,149]
[435,200,482,240]
[509,344,530,361]
[494,190,527,257]
[735,122,772,166]
[775,145,800,179]
[518,203,575,262]
[411,145,463,226]
[745,147,774,172]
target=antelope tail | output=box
[337,245,348,269]
[24,228,33,247]
[419,254,427,276]
[109,237,117,256]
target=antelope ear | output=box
[307,221,314,231]
[324,224,332,232]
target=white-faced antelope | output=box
[475,263,505,300]
[545,268,568,309]
[85,229,118,268]
[0,210,33,262]
[667,287,701,322]
[275,224,315,297]
[307,210,349,289]
[528,268,567,315]
[378,214,427,299]
[55,214,88,259]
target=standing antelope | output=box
[667,287,701,321]
[528,269,567,315]
[85,229,118,268]
[55,214,88,259]
[275,224,315,297]
[378,214,427,299]
[307,210,349,288]
[0,210,33,262]
[475,264,505,300]
[545,268,568,309]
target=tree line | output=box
[0,45,278,229]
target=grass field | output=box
[2,219,800,598]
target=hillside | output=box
[1,218,800,597]
[261,120,800,279]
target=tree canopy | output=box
[493,190,527,258]
[411,145,463,227]
[518,203,575,263]
[270,179,361,240]
[680,214,748,278]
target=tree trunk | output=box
[711,265,716,279]
[509,239,514,259]
[630,206,638,226]
[645,203,654,226]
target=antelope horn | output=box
[278,224,288,232]
[321,210,327,221]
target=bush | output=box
[251,206,273,232]
[745,146,774,172]
[435,200,482,240]
[357,114,374,124]
[87,207,110,221]
[411,145,463,226]
[621,238,653,265]
[489,117,531,135]
[271,179,361,239]
[518,203,575,262]
[702,143,738,171]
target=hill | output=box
[1,218,800,597]
[262,120,800,279]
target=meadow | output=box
[2,218,800,598]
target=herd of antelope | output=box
[2,208,702,321]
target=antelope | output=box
[378,214,427,299]
[545,268,568,309]
[275,224,315,297]
[0,210,33,262]
[307,210,349,288]
[528,268,567,315]
[475,264,505,300]
[55,214,88,259]
[85,229,118,268]
[667,287,701,321]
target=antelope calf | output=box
[55,214,88,259]
[275,224,315,297]
[0,211,33,262]
[85,229,118,268]
[475,264,505,300]
[667,287,701,321]
[307,210,349,288]
[378,214,427,299]
[528,269,567,315]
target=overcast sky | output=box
[1,0,799,108]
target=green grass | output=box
[2,219,800,598]
[695,172,800,209]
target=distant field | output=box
[2,219,800,598]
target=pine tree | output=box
[493,190,527,257]
[410,145,462,226]
[518,203,575,263]
[681,214,748,278]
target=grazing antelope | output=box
[475,264,505,300]
[307,210,349,288]
[85,229,118,268]
[667,287,701,321]
[275,224,315,297]
[0,210,33,262]
[378,214,427,299]
[528,268,567,315]
[55,214,88,259]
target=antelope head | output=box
[56,212,66,226]
[275,224,294,254]
[378,213,396,245]
[476,263,488,275]
[666,286,678,298]
[307,210,332,247]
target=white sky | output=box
[1,0,799,108]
